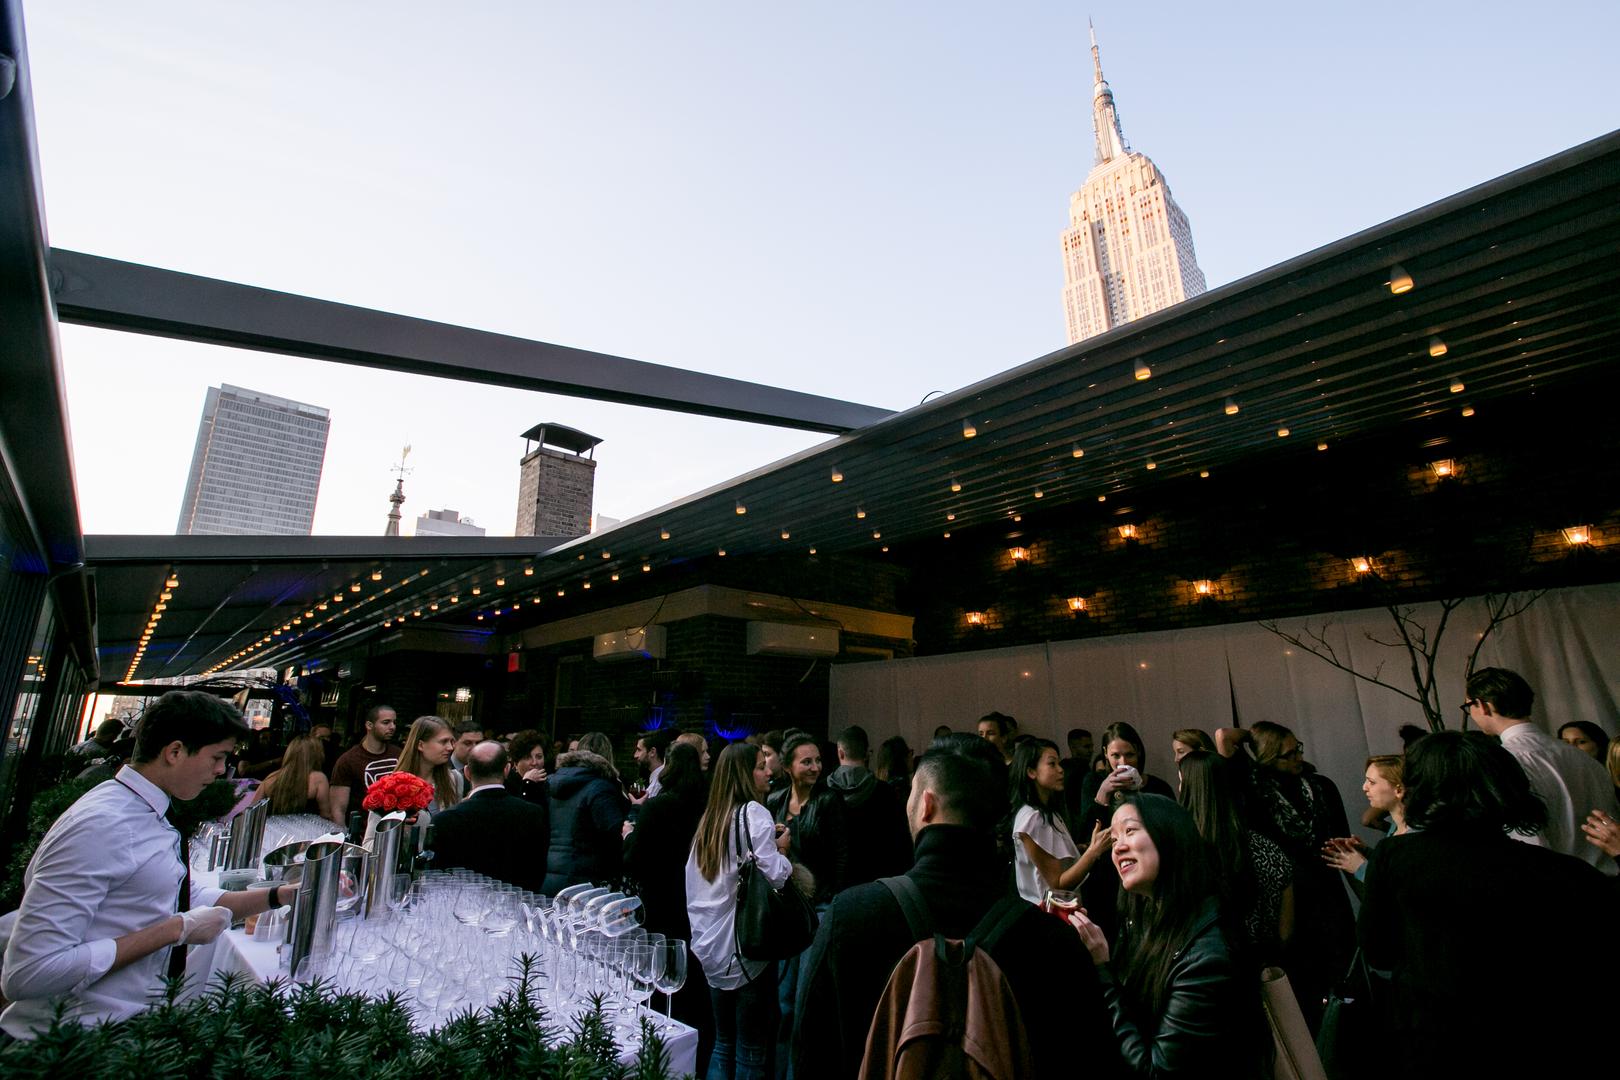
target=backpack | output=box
[858,876,1038,1080]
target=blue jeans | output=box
[707,962,778,1080]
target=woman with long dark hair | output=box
[1010,738,1110,905]
[1176,750,1292,963]
[1359,731,1614,1078]
[1069,793,1266,1077]
[686,742,792,1080]
[1075,722,1175,941]
[254,734,340,824]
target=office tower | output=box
[515,423,599,538]
[176,384,330,535]
[1060,25,1207,344]
[415,509,487,537]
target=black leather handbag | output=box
[1316,948,1382,1080]
[733,805,818,961]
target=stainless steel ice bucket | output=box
[287,839,343,979]
[222,798,270,871]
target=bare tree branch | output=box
[1260,619,1425,705]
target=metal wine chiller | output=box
[361,817,404,920]
[286,839,343,979]
[220,798,269,871]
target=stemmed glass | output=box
[623,942,657,1024]
[653,938,687,1024]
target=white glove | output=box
[177,905,233,944]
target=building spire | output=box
[384,444,411,536]
[1088,19,1128,166]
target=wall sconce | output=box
[1192,579,1215,597]
[1118,524,1138,540]
[1066,596,1088,613]
[1009,546,1030,563]
[1388,264,1414,294]
[1350,556,1374,574]
[1430,459,1456,479]
[965,611,987,627]
[1563,525,1593,546]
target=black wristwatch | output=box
[267,884,285,909]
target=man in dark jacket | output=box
[542,749,627,895]
[793,735,1112,1079]
[428,741,549,893]
[826,725,912,887]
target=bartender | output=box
[2,692,288,1038]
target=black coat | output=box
[768,783,848,903]
[825,765,912,887]
[623,786,705,940]
[542,751,628,895]
[1359,827,1614,1078]
[1099,898,1265,1078]
[793,824,1113,1079]
[428,786,549,894]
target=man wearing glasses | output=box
[1465,667,1619,875]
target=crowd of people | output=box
[11,664,1620,1078]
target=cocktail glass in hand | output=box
[1043,888,1080,924]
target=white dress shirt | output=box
[685,800,791,990]
[1500,722,1620,875]
[645,763,664,799]
[1,766,225,1037]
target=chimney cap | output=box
[520,422,603,455]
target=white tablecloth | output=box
[199,927,698,1075]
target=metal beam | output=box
[83,533,582,565]
[48,250,895,434]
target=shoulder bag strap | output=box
[879,875,932,943]
[971,894,1033,954]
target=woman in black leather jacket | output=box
[765,730,846,1079]
[1069,793,1267,1078]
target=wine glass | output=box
[453,887,489,927]
[624,942,656,1023]
[653,938,688,1022]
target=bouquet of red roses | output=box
[362,771,435,814]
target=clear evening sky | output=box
[26,1,1620,537]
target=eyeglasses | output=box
[1459,699,1479,719]
[1280,744,1305,760]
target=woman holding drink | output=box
[1010,738,1111,906]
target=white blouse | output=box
[685,800,791,990]
[1012,803,1079,905]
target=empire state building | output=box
[1060,26,1207,344]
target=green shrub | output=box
[1,777,97,912]
[0,956,685,1079]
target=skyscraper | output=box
[1060,25,1207,344]
[176,384,330,535]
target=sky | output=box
[25,1,1620,537]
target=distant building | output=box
[176,384,330,535]
[415,508,486,537]
[1060,25,1206,344]
[515,423,599,538]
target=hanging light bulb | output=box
[1223,398,1240,416]
[830,467,843,483]
[1428,336,1448,357]
[962,419,977,438]
[1388,264,1414,294]
[1277,427,1291,437]
[1072,446,1084,458]
[735,501,747,515]
[950,479,962,493]
[1449,379,1465,394]
[1133,359,1152,381]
